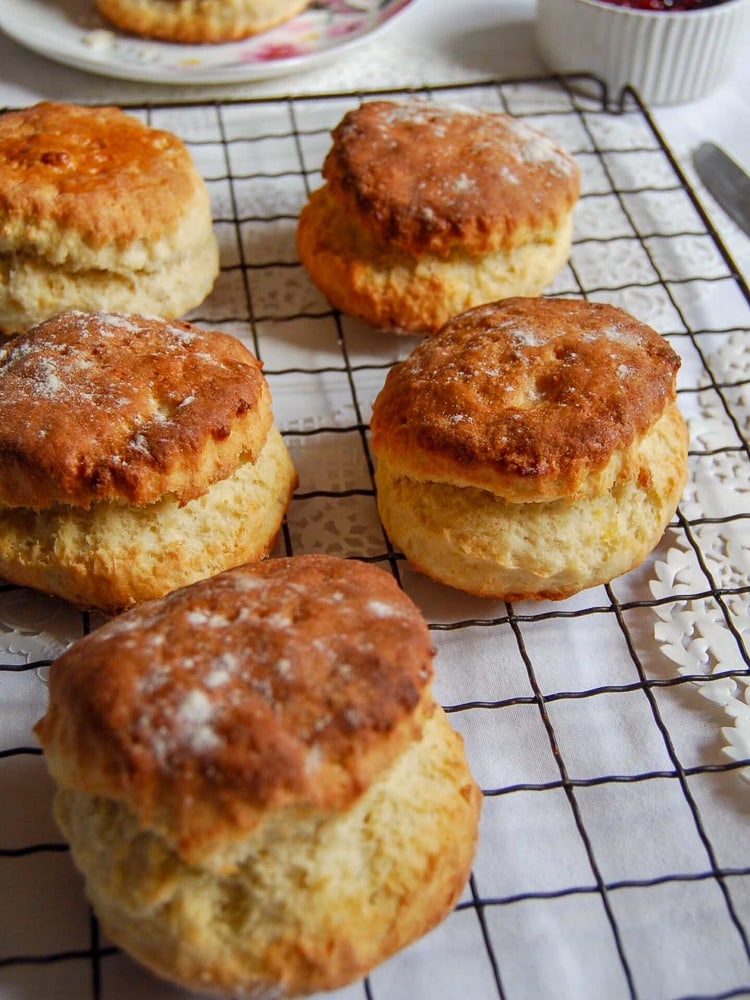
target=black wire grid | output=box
[1,77,749,1000]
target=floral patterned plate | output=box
[0,0,417,85]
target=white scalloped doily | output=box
[0,588,81,664]
[650,332,750,782]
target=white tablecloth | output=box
[1,3,749,1000]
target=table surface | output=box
[1,3,749,1000]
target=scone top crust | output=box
[35,555,435,864]
[370,297,681,502]
[322,99,580,257]
[0,101,208,252]
[0,311,272,510]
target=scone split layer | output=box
[35,555,481,997]
[370,297,689,600]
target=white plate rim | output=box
[0,0,418,86]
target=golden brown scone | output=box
[35,554,481,998]
[297,99,580,335]
[0,102,219,335]
[370,297,689,600]
[0,311,296,613]
[94,0,310,42]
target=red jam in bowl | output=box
[597,0,728,8]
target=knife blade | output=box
[692,142,750,239]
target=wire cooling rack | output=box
[1,77,749,1000]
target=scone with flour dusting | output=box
[0,310,296,613]
[35,554,481,997]
[297,99,580,335]
[370,296,689,599]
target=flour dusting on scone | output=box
[370,297,689,599]
[35,554,481,997]
[297,99,580,334]
[0,310,296,613]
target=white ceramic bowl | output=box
[535,0,750,105]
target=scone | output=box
[94,0,310,42]
[0,101,219,336]
[0,310,296,614]
[34,553,482,998]
[297,99,580,335]
[370,297,689,600]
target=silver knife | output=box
[692,142,750,239]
